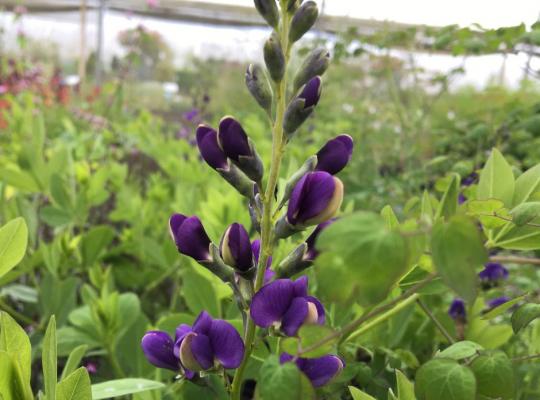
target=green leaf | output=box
[467,299,513,349]
[395,370,415,400]
[50,174,73,210]
[60,345,88,381]
[349,386,376,400]
[280,325,338,358]
[414,358,476,400]
[431,216,487,303]
[0,218,28,279]
[317,212,409,306]
[381,205,399,229]
[182,267,220,316]
[509,202,540,226]
[258,356,315,400]
[482,294,526,320]
[513,163,540,205]
[0,350,28,400]
[511,303,540,334]
[91,379,165,399]
[466,199,508,229]
[57,368,91,400]
[477,148,515,206]
[435,173,459,219]
[493,223,540,250]
[0,312,31,387]
[80,226,115,267]
[470,351,515,400]
[43,316,57,400]
[435,341,483,360]
[40,206,73,227]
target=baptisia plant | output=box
[142,1,351,397]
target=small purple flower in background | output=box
[287,172,343,228]
[458,193,467,205]
[250,276,325,336]
[479,263,508,282]
[280,353,344,387]
[141,311,244,378]
[169,214,212,262]
[448,298,466,321]
[220,223,254,272]
[184,108,199,122]
[196,125,229,170]
[486,296,510,309]
[304,219,334,261]
[462,172,478,187]
[314,135,354,175]
[84,361,98,375]
[252,239,274,283]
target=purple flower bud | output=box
[448,298,466,321]
[169,214,212,262]
[220,223,254,272]
[458,193,467,204]
[174,311,244,375]
[196,125,228,170]
[250,276,325,336]
[217,117,252,162]
[287,172,343,227]
[478,263,509,282]
[487,296,510,309]
[141,331,180,371]
[304,219,334,261]
[462,172,478,187]
[84,362,98,375]
[315,135,354,175]
[299,76,322,108]
[280,353,344,387]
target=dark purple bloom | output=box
[299,76,322,108]
[315,135,354,175]
[462,172,478,187]
[196,125,228,170]
[220,223,253,272]
[304,220,334,261]
[184,108,199,122]
[487,296,510,309]
[458,193,467,204]
[174,311,244,374]
[141,331,180,371]
[280,353,344,387]
[448,298,466,321]
[169,214,212,262]
[218,117,252,162]
[252,239,274,283]
[479,263,509,282]
[250,276,325,336]
[287,172,343,227]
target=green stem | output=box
[106,343,126,378]
[0,298,34,326]
[229,6,291,400]
[417,298,455,344]
[513,353,540,363]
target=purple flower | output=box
[448,298,466,321]
[250,276,325,336]
[196,125,228,170]
[304,220,334,261]
[479,263,508,282]
[217,117,253,162]
[287,172,343,227]
[298,76,322,109]
[169,214,212,262]
[84,362,98,375]
[487,296,510,309]
[280,353,344,387]
[141,331,180,371]
[458,193,467,204]
[315,135,354,175]
[184,108,199,122]
[141,311,245,377]
[462,172,478,187]
[252,239,275,283]
[220,223,254,272]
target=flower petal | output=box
[141,331,179,371]
[196,125,228,170]
[190,333,214,370]
[175,216,212,261]
[193,311,213,334]
[208,320,245,369]
[304,220,334,260]
[293,276,308,297]
[288,172,336,226]
[169,213,187,243]
[281,297,308,336]
[305,296,325,325]
[218,117,251,161]
[315,134,354,175]
[250,279,295,327]
[300,76,322,108]
[221,223,253,271]
[297,355,344,387]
